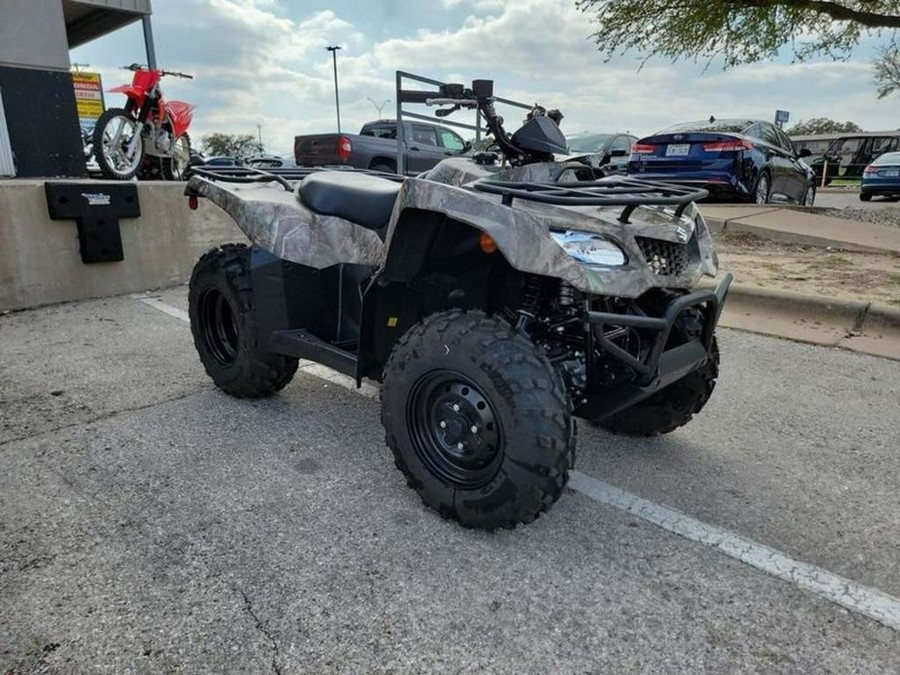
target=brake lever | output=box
[435,105,460,118]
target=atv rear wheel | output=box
[381,310,575,530]
[189,243,298,398]
[596,338,720,437]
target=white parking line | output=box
[568,471,900,631]
[139,296,900,632]
[134,295,190,323]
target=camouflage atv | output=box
[185,79,731,530]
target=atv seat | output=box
[299,171,401,231]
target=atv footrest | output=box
[270,329,357,377]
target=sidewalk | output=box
[697,204,900,360]
[699,204,900,254]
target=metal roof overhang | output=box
[64,0,152,48]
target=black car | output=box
[563,132,637,177]
[627,119,817,205]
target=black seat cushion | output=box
[299,171,402,230]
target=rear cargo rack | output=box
[187,165,405,192]
[471,177,708,222]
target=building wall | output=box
[0,0,71,72]
[0,0,82,176]
[0,67,86,177]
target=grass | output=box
[807,254,854,270]
[888,273,900,285]
[829,177,861,187]
[757,260,786,272]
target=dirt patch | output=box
[715,232,900,307]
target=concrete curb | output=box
[703,212,892,253]
[723,220,889,253]
[706,281,900,360]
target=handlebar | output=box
[425,97,480,107]
[121,63,193,79]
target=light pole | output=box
[326,45,342,133]
[367,98,391,117]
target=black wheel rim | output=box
[407,370,503,489]
[199,287,239,366]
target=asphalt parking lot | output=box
[2,287,900,673]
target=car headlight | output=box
[551,231,627,267]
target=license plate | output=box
[883,169,899,177]
[666,144,690,157]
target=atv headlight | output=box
[551,231,627,267]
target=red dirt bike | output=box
[92,63,195,180]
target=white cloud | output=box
[70,0,899,155]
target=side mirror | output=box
[463,141,473,152]
[798,148,812,158]
[609,149,628,158]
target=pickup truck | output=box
[294,120,472,175]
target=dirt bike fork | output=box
[124,93,159,159]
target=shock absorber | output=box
[516,275,543,331]
[558,282,576,308]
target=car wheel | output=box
[381,309,575,530]
[860,193,872,202]
[802,185,816,206]
[755,173,770,204]
[370,162,396,174]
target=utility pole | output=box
[326,45,342,133]
[367,98,391,117]
[256,123,263,152]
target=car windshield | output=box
[659,120,752,134]
[566,134,614,152]
[873,151,900,165]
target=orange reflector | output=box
[479,232,497,253]
[188,194,199,210]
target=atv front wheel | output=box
[381,310,575,530]
[596,339,719,437]
[188,243,298,398]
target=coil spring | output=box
[519,276,543,316]
[558,282,576,307]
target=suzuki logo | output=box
[675,226,690,243]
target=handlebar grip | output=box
[425,97,478,106]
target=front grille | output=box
[635,236,690,276]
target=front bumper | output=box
[576,273,732,421]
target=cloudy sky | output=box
[71,0,898,156]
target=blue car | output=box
[860,151,900,201]
[627,118,817,205]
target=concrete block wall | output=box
[0,180,247,311]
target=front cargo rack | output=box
[471,176,708,223]
[187,165,406,192]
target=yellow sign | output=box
[72,71,105,122]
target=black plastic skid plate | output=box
[44,183,141,263]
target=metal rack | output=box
[471,177,708,222]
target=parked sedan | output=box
[860,151,900,201]
[627,119,817,204]
[563,132,637,177]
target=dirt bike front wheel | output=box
[93,108,143,180]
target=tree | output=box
[786,117,863,135]
[874,46,900,98]
[576,0,900,96]
[200,133,263,158]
